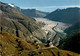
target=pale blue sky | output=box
[1,0,80,12]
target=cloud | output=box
[21,5,80,9]
[21,5,80,12]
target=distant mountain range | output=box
[45,7,80,24]
[21,9,49,18]
[8,3,49,18]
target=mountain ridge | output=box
[45,7,80,24]
[7,3,49,18]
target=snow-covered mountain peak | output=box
[8,4,15,7]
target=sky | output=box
[1,0,80,12]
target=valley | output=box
[0,1,80,56]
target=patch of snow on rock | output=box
[8,4,15,7]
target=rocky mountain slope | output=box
[0,32,79,56]
[45,7,80,24]
[0,2,46,43]
[0,32,36,56]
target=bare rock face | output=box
[0,2,46,43]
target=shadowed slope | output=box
[45,7,80,24]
